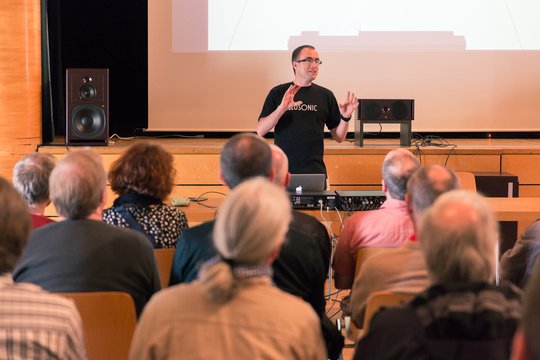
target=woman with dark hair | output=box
[103,142,188,248]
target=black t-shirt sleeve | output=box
[325,93,341,130]
[258,84,289,120]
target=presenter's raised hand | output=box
[339,91,358,119]
[280,84,303,110]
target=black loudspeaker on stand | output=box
[66,68,109,145]
[355,99,414,147]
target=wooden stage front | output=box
[39,136,540,237]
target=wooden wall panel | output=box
[0,0,42,179]
[50,153,222,185]
[421,155,500,173]
[502,155,540,185]
[326,154,386,185]
[102,154,222,184]
[518,186,540,197]
[330,185,382,191]
[173,155,221,184]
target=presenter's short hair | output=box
[50,149,107,220]
[291,45,315,62]
[109,142,174,200]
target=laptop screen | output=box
[286,174,326,192]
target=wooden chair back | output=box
[154,248,175,288]
[455,171,477,192]
[362,290,413,334]
[56,291,137,360]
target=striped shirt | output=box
[0,274,87,359]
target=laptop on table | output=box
[286,173,326,192]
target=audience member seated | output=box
[0,177,86,359]
[12,152,56,229]
[350,165,460,327]
[170,134,341,358]
[170,134,326,314]
[511,261,540,360]
[130,178,326,360]
[103,142,188,248]
[500,220,540,288]
[13,149,160,316]
[270,144,332,272]
[333,148,420,289]
[354,190,522,360]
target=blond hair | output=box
[199,177,291,302]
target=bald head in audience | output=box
[406,164,461,225]
[219,133,272,188]
[269,144,290,189]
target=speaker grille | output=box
[80,85,97,100]
[390,100,411,120]
[359,99,414,121]
[71,105,106,138]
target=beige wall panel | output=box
[502,155,540,185]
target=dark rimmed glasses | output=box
[294,57,322,65]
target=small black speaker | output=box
[359,99,414,121]
[66,68,109,145]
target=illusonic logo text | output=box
[288,104,318,111]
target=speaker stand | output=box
[354,119,412,147]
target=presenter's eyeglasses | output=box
[294,57,322,65]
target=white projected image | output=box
[183,0,540,51]
[156,0,540,133]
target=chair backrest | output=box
[455,171,477,192]
[362,290,413,334]
[56,291,137,360]
[355,247,388,276]
[154,248,175,288]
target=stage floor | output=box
[39,136,540,155]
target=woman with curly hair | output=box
[103,142,188,248]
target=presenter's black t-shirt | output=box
[259,82,341,175]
